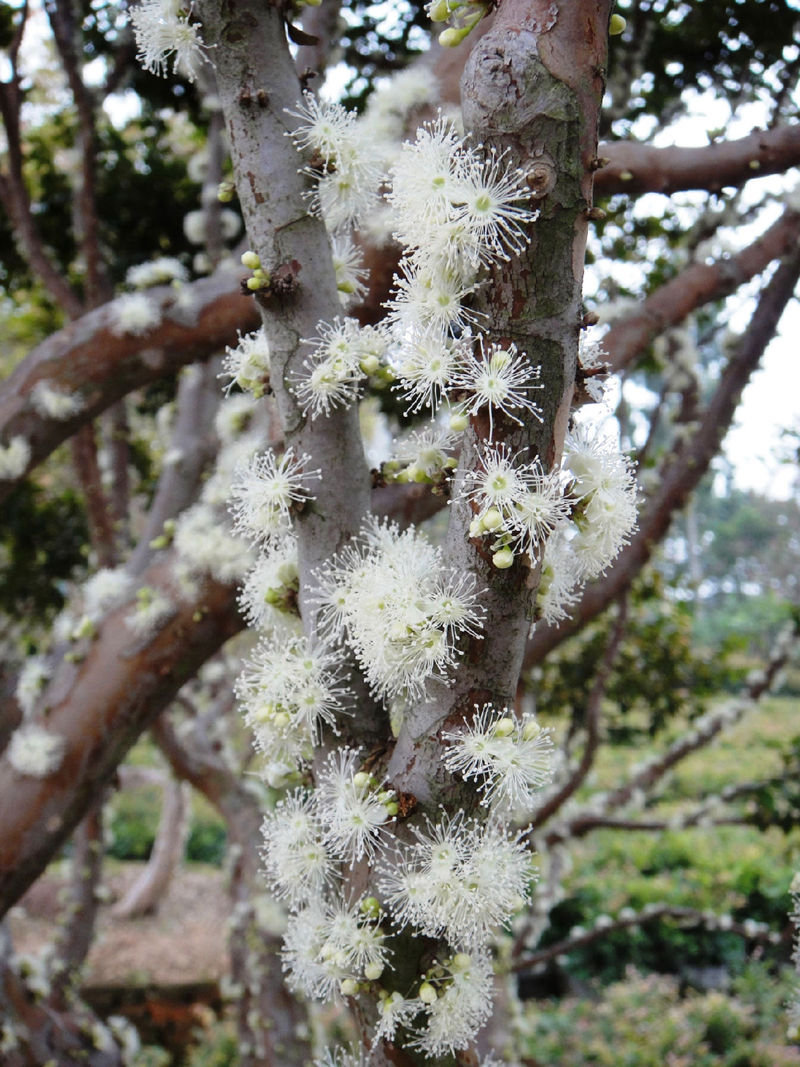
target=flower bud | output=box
[241,250,260,270]
[364,961,384,981]
[492,546,515,569]
[482,507,504,532]
[449,411,469,432]
[419,981,438,1004]
[609,13,626,34]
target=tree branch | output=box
[604,206,800,374]
[595,125,800,197]
[0,269,259,502]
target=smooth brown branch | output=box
[0,559,242,919]
[526,245,800,666]
[0,269,259,503]
[595,125,800,197]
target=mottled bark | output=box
[388,0,613,805]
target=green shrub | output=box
[517,963,799,1067]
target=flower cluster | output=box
[229,448,320,545]
[379,813,532,949]
[442,703,554,811]
[130,0,206,82]
[313,517,484,701]
[236,632,350,785]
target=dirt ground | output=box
[7,863,230,988]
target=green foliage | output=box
[185,814,227,866]
[0,480,88,625]
[108,787,160,861]
[185,1021,239,1067]
[533,572,740,741]
[518,963,799,1067]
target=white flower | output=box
[126,256,189,289]
[31,381,85,420]
[330,233,368,308]
[463,442,536,521]
[453,338,543,438]
[220,328,272,398]
[83,568,134,622]
[111,293,161,336]
[316,748,395,864]
[288,94,382,231]
[312,518,483,701]
[125,586,174,638]
[236,633,349,762]
[374,991,423,1042]
[282,896,388,998]
[291,319,366,419]
[229,448,320,544]
[130,0,207,82]
[238,537,299,628]
[564,423,638,578]
[392,331,469,415]
[380,813,532,947]
[387,115,466,251]
[506,463,571,557]
[449,144,537,263]
[16,657,51,717]
[260,790,336,906]
[442,703,553,810]
[8,724,65,778]
[414,950,495,1056]
[535,527,582,624]
[393,425,458,481]
[0,437,30,480]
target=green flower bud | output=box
[217,181,236,203]
[609,13,626,34]
[419,981,438,1004]
[364,961,384,981]
[241,250,260,270]
[482,507,504,532]
[449,411,469,432]
[492,546,515,569]
[493,717,515,737]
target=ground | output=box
[7,862,228,987]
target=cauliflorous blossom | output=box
[463,442,537,520]
[442,703,554,810]
[282,896,388,998]
[229,448,320,544]
[312,518,483,700]
[237,536,299,628]
[7,724,65,778]
[31,380,85,420]
[316,748,396,864]
[292,319,367,418]
[453,338,543,438]
[564,424,638,578]
[126,256,189,289]
[130,0,206,82]
[236,633,350,756]
[289,94,382,231]
[220,328,272,398]
[15,657,51,717]
[125,586,174,638]
[413,950,495,1056]
[392,331,470,415]
[379,813,532,947]
[111,293,161,336]
[331,233,368,308]
[260,790,335,906]
[0,436,30,480]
